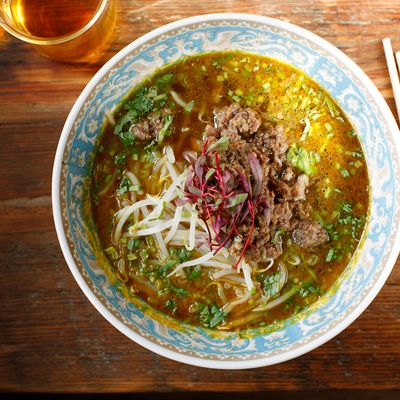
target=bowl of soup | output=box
[52,13,400,369]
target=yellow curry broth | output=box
[91,51,369,331]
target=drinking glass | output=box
[0,0,116,63]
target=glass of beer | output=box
[0,0,116,63]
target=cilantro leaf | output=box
[165,299,177,313]
[298,281,320,297]
[198,303,227,328]
[157,260,176,277]
[261,272,282,297]
[114,84,172,147]
[156,73,174,89]
[171,286,188,297]
[114,153,126,165]
[170,248,192,263]
[124,87,154,116]
[209,305,227,328]
[116,177,141,196]
[187,265,201,280]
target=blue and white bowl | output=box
[52,13,400,369]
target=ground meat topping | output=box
[130,109,172,142]
[130,119,153,142]
[292,220,330,248]
[214,104,261,136]
[204,104,329,262]
[292,174,309,201]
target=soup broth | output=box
[92,51,369,331]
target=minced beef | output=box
[130,109,172,142]
[214,104,261,137]
[292,221,330,248]
[205,104,329,262]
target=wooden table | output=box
[1,0,399,396]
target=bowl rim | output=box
[52,12,400,369]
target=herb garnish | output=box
[287,144,320,175]
[261,272,282,297]
[116,177,141,196]
[114,73,174,147]
[176,137,268,268]
[323,201,365,261]
[198,304,228,328]
[114,153,126,164]
[187,265,202,280]
[298,281,320,297]
[340,168,350,178]
[127,238,141,251]
[171,286,189,297]
[165,299,177,313]
[326,247,339,262]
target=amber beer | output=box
[0,0,116,63]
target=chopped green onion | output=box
[324,122,333,132]
[105,246,118,260]
[287,144,320,176]
[326,248,338,262]
[262,82,270,92]
[340,169,350,178]
[342,202,353,213]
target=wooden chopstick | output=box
[395,51,400,74]
[383,38,400,122]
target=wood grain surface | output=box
[0,0,400,394]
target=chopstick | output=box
[382,38,400,122]
[395,51,400,74]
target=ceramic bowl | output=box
[52,13,400,369]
